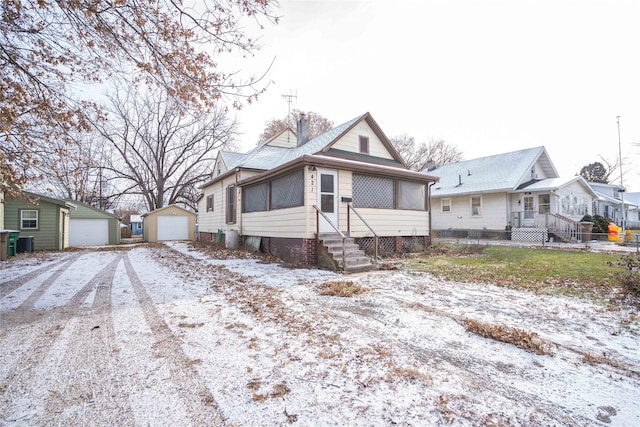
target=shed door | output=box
[317,169,338,233]
[69,219,109,246]
[157,216,189,241]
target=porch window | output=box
[398,181,425,210]
[226,185,236,224]
[471,196,482,216]
[353,174,394,208]
[359,136,369,154]
[21,209,38,229]
[538,194,550,214]
[441,199,451,213]
[242,183,268,213]
[270,170,304,210]
[206,195,214,212]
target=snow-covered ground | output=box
[0,242,638,426]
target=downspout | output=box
[235,168,241,236]
[427,181,435,246]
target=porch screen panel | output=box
[352,174,394,208]
[242,183,268,213]
[270,170,304,210]
[398,181,425,210]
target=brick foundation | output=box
[300,238,317,266]
[198,232,214,243]
[259,237,317,266]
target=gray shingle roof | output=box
[429,146,558,196]
[225,114,366,171]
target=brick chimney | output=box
[296,113,310,147]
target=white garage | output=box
[142,205,196,243]
[157,215,189,241]
[69,218,110,246]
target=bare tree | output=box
[390,135,463,171]
[95,84,237,212]
[258,110,334,144]
[1,0,279,196]
[27,129,120,209]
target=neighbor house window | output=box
[359,136,369,154]
[538,194,550,214]
[21,209,38,229]
[226,185,236,224]
[206,195,214,212]
[441,199,451,213]
[471,196,482,216]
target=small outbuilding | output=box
[3,191,73,251]
[142,205,196,242]
[130,214,143,235]
[65,199,121,246]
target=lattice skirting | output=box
[511,228,548,242]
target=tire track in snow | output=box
[0,256,77,301]
[0,257,78,298]
[0,254,125,425]
[123,253,226,426]
[42,253,136,426]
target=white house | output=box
[428,146,597,242]
[198,112,439,271]
[589,182,638,229]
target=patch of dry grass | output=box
[316,280,367,297]
[460,319,554,355]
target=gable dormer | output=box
[264,128,298,148]
[321,113,406,168]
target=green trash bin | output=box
[7,231,20,257]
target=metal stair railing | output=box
[347,203,378,266]
[313,205,346,269]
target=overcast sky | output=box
[230,0,640,190]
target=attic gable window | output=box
[359,136,369,154]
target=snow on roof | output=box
[227,114,365,171]
[430,146,558,197]
[130,215,142,223]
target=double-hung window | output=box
[21,210,38,229]
[471,196,482,216]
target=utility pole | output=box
[617,116,626,231]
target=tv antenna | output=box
[281,90,297,118]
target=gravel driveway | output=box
[1,243,638,426]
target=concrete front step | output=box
[318,234,375,273]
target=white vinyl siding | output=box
[348,209,430,236]
[242,206,308,238]
[432,193,509,230]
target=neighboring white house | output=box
[589,182,638,229]
[428,146,597,242]
[197,112,439,271]
[624,192,640,229]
